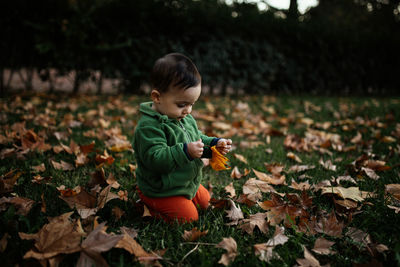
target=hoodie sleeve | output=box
[134,125,191,173]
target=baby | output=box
[133,53,232,223]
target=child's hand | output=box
[216,138,232,155]
[187,139,204,158]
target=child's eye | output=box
[177,104,186,108]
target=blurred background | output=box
[0,0,399,96]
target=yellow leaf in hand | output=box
[210,146,231,171]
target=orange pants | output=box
[137,184,210,223]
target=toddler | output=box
[133,53,232,223]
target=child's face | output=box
[152,84,201,120]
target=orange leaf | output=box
[210,146,231,171]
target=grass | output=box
[1,92,400,266]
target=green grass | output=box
[1,92,400,266]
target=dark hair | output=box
[150,53,201,93]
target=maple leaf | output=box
[116,228,162,265]
[287,152,302,163]
[75,153,89,167]
[290,179,311,191]
[253,226,288,263]
[230,166,242,179]
[319,159,337,171]
[296,247,321,267]
[0,169,22,194]
[315,211,344,237]
[288,164,316,173]
[77,222,123,267]
[210,146,231,171]
[242,178,276,198]
[0,196,35,216]
[225,199,244,225]
[80,141,95,154]
[216,237,237,266]
[239,212,269,235]
[312,237,336,255]
[224,182,236,198]
[321,186,364,202]
[264,163,284,175]
[233,153,248,164]
[236,194,257,207]
[345,227,372,248]
[51,160,74,171]
[19,212,86,262]
[385,184,400,201]
[31,163,46,172]
[252,169,286,185]
[182,227,209,242]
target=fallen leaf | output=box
[346,227,371,247]
[321,186,364,202]
[77,222,123,267]
[31,163,46,172]
[319,159,337,171]
[287,152,302,163]
[288,165,315,173]
[253,226,287,263]
[19,212,85,261]
[290,179,311,191]
[224,182,236,198]
[225,199,244,225]
[315,211,344,237]
[216,237,237,266]
[182,227,208,242]
[0,196,35,216]
[296,247,320,267]
[233,153,248,164]
[385,184,400,201]
[361,167,380,180]
[253,169,286,185]
[51,160,74,171]
[0,233,9,253]
[230,166,242,179]
[239,213,269,235]
[312,237,336,255]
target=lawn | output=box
[1,92,399,266]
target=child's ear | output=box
[151,89,161,103]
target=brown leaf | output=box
[385,184,400,201]
[346,227,372,247]
[224,182,236,198]
[216,237,237,266]
[19,212,85,261]
[319,159,337,171]
[182,227,208,242]
[230,166,242,179]
[236,194,257,207]
[59,188,97,210]
[239,213,269,235]
[287,152,302,163]
[288,165,315,173]
[296,247,321,267]
[1,169,22,194]
[106,173,120,189]
[253,244,279,263]
[233,153,248,164]
[225,199,244,225]
[253,169,286,185]
[75,153,89,167]
[0,233,9,253]
[290,179,311,191]
[0,196,35,216]
[265,226,288,247]
[264,163,284,175]
[321,186,364,202]
[312,237,336,255]
[31,163,46,173]
[315,212,344,237]
[97,185,119,209]
[80,141,95,154]
[77,222,123,267]
[116,229,161,265]
[51,160,74,171]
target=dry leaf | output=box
[319,159,337,171]
[182,227,208,242]
[0,196,35,216]
[315,212,344,237]
[210,146,231,171]
[321,186,364,202]
[51,160,74,171]
[225,199,244,225]
[253,169,286,185]
[77,222,123,267]
[19,212,85,261]
[288,165,315,173]
[361,167,380,180]
[312,237,336,255]
[287,152,302,163]
[290,179,311,191]
[296,247,321,267]
[346,227,371,247]
[253,226,287,263]
[216,237,237,266]
[224,182,236,198]
[31,163,46,172]
[233,153,248,164]
[0,233,9,253]
[239,213,269,235]
[385,184,400,201]
[265,226,288,247]
[230,166,242,179]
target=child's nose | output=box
[184,106,192,114]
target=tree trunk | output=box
[96,71,103,95]
[288,0,298,20]
[72,71,81,94]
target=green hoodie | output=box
[133,102,216,199]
